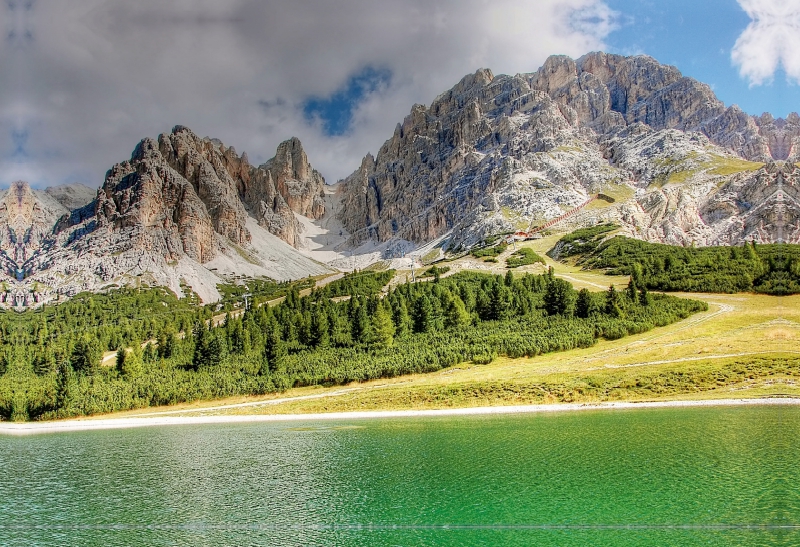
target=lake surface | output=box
[1,406,798,546]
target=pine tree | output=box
[310,306,330,348]
[55,362,76,415]
[351,299,370,343]
[575,288,592,319]
[391,297,412,337]
[192,322,222,368]
[543,278,575,316]
[369,304,396,348]
[263,319,286,374]
[33,347,56,376]
[412,295,433,333]
[120,347,143,378]
[70,336,101,374]
[115,347,126,371]
[143,342,158,363]
[204,334,224,367]
[488,281,512,320]
[444,294,471,329]
[626,275,638,302]
[745,241,757,260]
[605,285,622,317]
[639,286,653,306]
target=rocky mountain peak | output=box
[0,127,331,309]
[261,136,326,220]
[335,52,795,249]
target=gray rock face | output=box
[0,127,329,309]
[44,183,96,212]
[755,113,800,161]
[336,52,796,250]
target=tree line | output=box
[0,269,706,421]
[553,230,800,295]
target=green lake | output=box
[1,405,798,546]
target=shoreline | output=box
[2,397,799,436]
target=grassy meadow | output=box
[105,235,798,419]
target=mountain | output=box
[3,51,799,310]
[0,128,332,308]
[43,183,96,212]
[335,52,800,250]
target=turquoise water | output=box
[0,406,798,546]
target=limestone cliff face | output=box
[88,126,327,261]
[0,127,329,309]
[700,162,800,244]
[262,137,326,220]
[336,52,796,249]
[755,113,800,162]
[544,53,770,161]
[245,136,326,246]
[94,134,221,263]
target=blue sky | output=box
[303,67,393,136]
[603,0,800,117]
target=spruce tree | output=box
[605,285,622,317]
[263,319,286,374]
[369,304,396,348]
[575,288,592,319]
[544,278,575,317]
[413,295,433,333]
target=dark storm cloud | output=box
[0,0,617,188]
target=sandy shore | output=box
[2,397,799,436]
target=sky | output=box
[1,0,799,189]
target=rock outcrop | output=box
[755,113,800,162]
[336,52,799,250]
[0,127,331,309]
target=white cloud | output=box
[732,0,800,86]
[0,0,618,188]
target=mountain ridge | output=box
[0,127,333,308]
[2,51,799,309]
[335,52,800,250]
